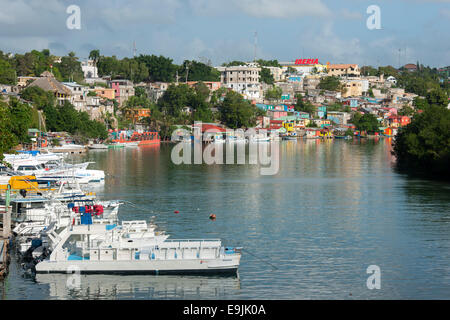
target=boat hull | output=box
[112,139,161,146]
[35,258,240,276]
[138,139,160,146]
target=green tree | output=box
[260,67,274,85]
[352,113,380,133]
[0,100,17,160]
[89,50,100,67]
[97,55,121,78]
[178,60,220,82]
[58,52,84,82]
[221,61,246,67]
[361,66,378,76]
[265,86,282,100]
[157,84,193,118]
[218,91,260,129]
[136,54,177,82]
[294,93,316,116]
[393,105,450,179]
[20,86,56,109]
[377,66,399,78]
[0,58,16,84]
[8,98,34,144]
[318,76,341,91]
[398,104,415,116]
[256,59,281,67]
[426,88,448,108]
[12,49,52,77]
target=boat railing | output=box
[161,239,222,248]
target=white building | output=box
[386,76,397,85]
[265,66,285,82]
[81,60,98,79]
[279,60,328,76]
[216,64,262,100]
[62,82,90,111]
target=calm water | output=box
[2,139,450,300]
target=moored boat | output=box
[88,144,108,150]
[34,221,242,276]
[111,130,160,146]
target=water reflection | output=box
[3,139,450,300]
[34,274,241,300]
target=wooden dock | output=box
[0,205,12,280]
[50,147,87,154]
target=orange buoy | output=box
[209,214,216,220]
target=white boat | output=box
[51,144,86,152]
[13,198,122,254]
[248,134,270,143]
[124,141,139,148]
[6,160,105,185]
[211,135,226,143]
[34,221,242,276]
[88,144,108,150]
[226,136,247,143]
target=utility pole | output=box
[254,31,258,62]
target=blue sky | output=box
[0,0,449,67]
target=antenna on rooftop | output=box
[133,41,137,58]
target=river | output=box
[2,138,450,299]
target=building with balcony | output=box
[328,64,360,78]
[216,64,262,100]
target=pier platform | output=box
[50,147,87,154]
[0,205,11,280]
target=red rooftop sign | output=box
[295,59,319,65]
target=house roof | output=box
[404,64,417,69]
[28,75,72,96]
[329,64,358,69]
[192,123,227,133]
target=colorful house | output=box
[317,106,327,119]
[305,128,321,139]
[387,115,411,128]
[267,110,288,119]
[94,88,116,100]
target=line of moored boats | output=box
[1,150,242,276]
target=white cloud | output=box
[0,0,66,37]
[234,0,331,18]
[300,21,365,63]
[95,0,182,27]
[339,8,363,20]
[188,0,331,18]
